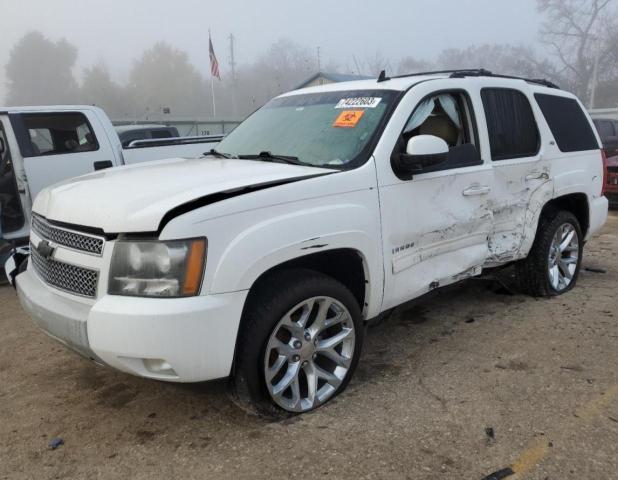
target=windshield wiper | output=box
[237,151,305,166]
[203,148,234,158]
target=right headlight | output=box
[108,238,207,298]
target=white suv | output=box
[15,70,608,414]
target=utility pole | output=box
[229,33,237,82]
[229,33,238,116]
[589,35,601,109]
[317,46,321,72]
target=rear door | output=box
[478,86,548,263]
[10,110,118,200]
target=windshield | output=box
[216,89,398,168]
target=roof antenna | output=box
[377,70,389,83]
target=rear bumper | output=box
[588,195,609,239]
[17,268,248,382]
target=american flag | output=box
[209,34,221,80]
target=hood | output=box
[33,157,331,233]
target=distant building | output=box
[296,72,373,89]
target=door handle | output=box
[525,172,549,181]
[94,160,113,171]
[462,185,491,196]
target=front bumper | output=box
[17,268,248,382]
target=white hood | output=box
[33,157,330,233]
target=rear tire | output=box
[516,209,583,297]
[231,268,363,415]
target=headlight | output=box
[109,238,207,297]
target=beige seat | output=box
[419,114,459,146]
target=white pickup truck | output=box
[0,105,222,268]
[14,70,608,414]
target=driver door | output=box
[374,80,494,310]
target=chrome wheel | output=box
[263,296,356,412]
[548,222,579,292]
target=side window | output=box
[481,88,540,161]
[150,129,173,140]
[120,131,148,148]
[594,120,615,142]
[535,94,599,152]
[21,113,99,157]
[397,91,482,172]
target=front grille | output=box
[30,243,99,298]
[32,215,104,255]
[608,166,618,174]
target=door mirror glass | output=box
[394,135,449,176]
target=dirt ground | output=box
[1,214,617,480]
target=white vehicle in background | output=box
[14,70,607,414]
[0,105,223,274]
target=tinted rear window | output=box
[594,120,615,141]
[481,88,540,160]
[535,94,599,152]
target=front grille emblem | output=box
[36,240,55,260]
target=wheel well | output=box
[541,193,589,237]
[249,249,367,311]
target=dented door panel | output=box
[379,165,494,310]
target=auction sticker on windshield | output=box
[335,97,382,109]
[333,110,365,128]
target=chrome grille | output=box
[30,243,99,298]
[32,215,104,255]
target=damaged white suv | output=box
[15,70,608,414]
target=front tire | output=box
[232,269,363,415]
[516,209,583,297]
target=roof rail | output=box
[376,68,560,89]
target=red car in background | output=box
[593,118,618,208]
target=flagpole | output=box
[211,73,216,118]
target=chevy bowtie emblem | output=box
[36,239,55,260]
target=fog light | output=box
[143,358,177,377]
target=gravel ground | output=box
[1,213,617,480]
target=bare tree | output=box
[364,51,391,76]
[435,44,557,79]
[396,57,432,75]
[538,0,616,102]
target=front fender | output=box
[208,199,383,318]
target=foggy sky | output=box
[1,0,541,100]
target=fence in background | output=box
[589,108,618,120]
[112,118,243,136]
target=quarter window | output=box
[481,88,540,161]
[20,113,99,157]
[594,120,615,141]
[535,94,600,152]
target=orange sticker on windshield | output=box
[333,110,365,128]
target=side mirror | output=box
[393,135,449,177]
